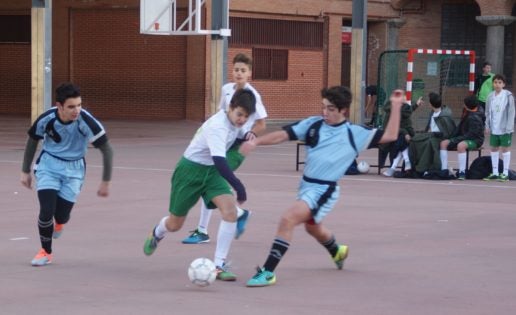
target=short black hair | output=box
[321,86,352,110]
[55,83,81,104]
[482,62,491,68]
[230,88,256,115]
[492,74,506,84]
[428,92,442,108]
[464,95,478,110]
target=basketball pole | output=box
[31,0,52,122]
[350,1,367,124]
[210,0,229,116]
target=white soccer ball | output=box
[188,257,217,287]
[357,160,370,174]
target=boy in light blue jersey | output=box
[240,86,405,287]
[20,83,113,266]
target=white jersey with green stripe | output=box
[184,110,245,165]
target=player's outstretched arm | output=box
[97,141,113,197]
[20,137,39,189]
[379,91,404,144]
[212,156,246,203]
[239,130,289,156]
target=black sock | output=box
[321,235,339,257]
[38,218,53,254]
[263,237,290,272]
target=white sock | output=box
[391,153,402,170]
[440,150,448,170]
[458,152,467,172]
[236,206,244,218]
[503,152,511,175]
[154,216,169,239]
[402,148,411,170]
[197,201,213,234]
[214,220,236,267]
[491,152,500,174]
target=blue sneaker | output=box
[143,227,162,256]
[182,229,210,244]
[457,171,466,180]
[235,209,251,240]
[333,245,349,270]
[246,267,276,287]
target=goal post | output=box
[376,48,476,131]
[406,48,476,103]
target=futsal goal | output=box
[376,48,476,131]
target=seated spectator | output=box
[408,92,456,176]
[380,95,415,177]
[439,95,486,180]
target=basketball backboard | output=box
[140,0,230,36]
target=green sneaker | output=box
[497,174,509,182]
[333,245,349,270]
[143,227,162,256]
[483,173,499,181]
[216,264,237,281]
[246,267,276,287]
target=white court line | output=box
[10,237,29,241]
[3,160,515,190]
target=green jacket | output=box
[476,73,494,103]
[409,107,456,173]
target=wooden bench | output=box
[373,147,483,175]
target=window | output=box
[229,17,323,49]
[441,4,513,85]
[252,48,288,80]
[0,15,30,43]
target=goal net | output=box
[376,49,476,131]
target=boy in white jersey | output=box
[20,83,113,266]
[484,74,515,181]
[239,86,405,287]
[182,53,268,252]
[143,89,256,281]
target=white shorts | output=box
[297,177,340,224]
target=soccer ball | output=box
[357,160,370,174]
[188,257,217,287]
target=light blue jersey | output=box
[28,107,107,202]
[287,116,378,182]
[28,108,107,161]
[285,116,380,223]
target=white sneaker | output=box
[382,168,395,177]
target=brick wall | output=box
[0,44,31,115]
[398,1,442,50]
[227,48,324,120]
[70,8,187,120]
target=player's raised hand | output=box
[20,172,32,189]
[390,89,405,107]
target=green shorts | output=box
[490,133,513,147]
[227,142,246,170]
[168,157,232,217]
[463,140,479,150]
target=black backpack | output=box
[467,156,503,179]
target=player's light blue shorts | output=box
[297,176,340,224]
[34,152,86,203]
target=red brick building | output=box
[1,0,514,121]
